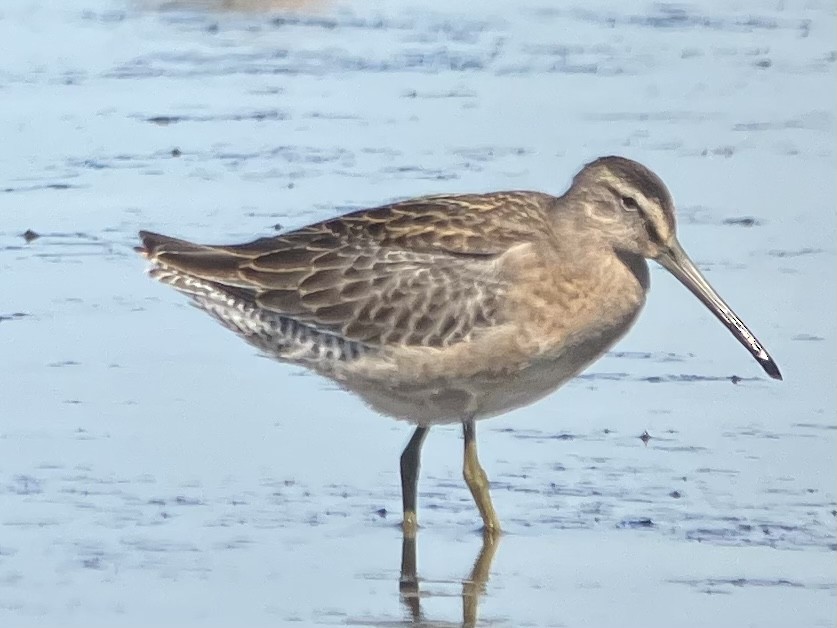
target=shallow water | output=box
[0,0,835,626]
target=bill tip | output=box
[763,360,782,381]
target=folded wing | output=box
[139,192,553,349]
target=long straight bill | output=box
[657,240,782,380]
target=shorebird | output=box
[137,156,781,537]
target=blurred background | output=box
[0,1,834,626]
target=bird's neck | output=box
[547,194,650,293]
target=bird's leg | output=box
[462,418,501,536]
[400,426,429,538]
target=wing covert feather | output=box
[143,191,556,348]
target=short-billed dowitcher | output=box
[137,156,781,536]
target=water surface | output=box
[0,0,834,626]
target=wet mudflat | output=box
[0,0,835,626]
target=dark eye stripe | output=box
[643,217,663,244]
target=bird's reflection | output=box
[398,531,500,627]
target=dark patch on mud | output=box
[145,109,288,124]
[174,495,205,506]
[767,247,823,258]
[3,182,79,193]
[47,360,81,368]
[110,45,497,80]
[608,350,688,362]
[7,475,44,496]
[671,577,833,590]
[793,422,836,431]
[733,112,832,132]
[585,111,709,123]
[402,88,477,99]
[0,312,30,323]
[641,374,760,384]
[618,518,654,529]
[577,372,760,384]
[722,216,761,227]
[498,428,576,442]
[11,232,115,260]
[528,5,809,35]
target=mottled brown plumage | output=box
[140,191,555,352]
[138,155,781,536]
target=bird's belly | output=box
[469,350,595,419]
[339,303,643,426]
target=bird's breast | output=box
[501,245,649,363]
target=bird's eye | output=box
[620,196,639,211]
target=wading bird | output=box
[137,156,781,537]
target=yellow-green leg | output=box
[462,419,501,536]
[400,426,429,538]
